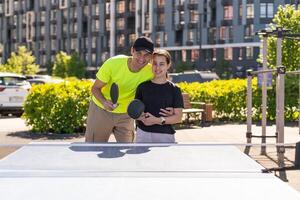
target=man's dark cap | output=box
[133,36,154,54]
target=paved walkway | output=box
[0,118,299,192]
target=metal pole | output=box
[276,28,286,175]
[261,35,268,155]
[110,0,116,57]
[198,12,202,68]
[245,70,253,154]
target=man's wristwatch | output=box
[160,117,166,125]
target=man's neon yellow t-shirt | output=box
[92,55,154,113]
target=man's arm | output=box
[91,79,115,111]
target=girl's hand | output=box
[159,107,174,116]
[140,112,160,126]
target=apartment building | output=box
[0,0,298,75]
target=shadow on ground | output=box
[7,131,85,140]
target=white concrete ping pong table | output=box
[0,142,299,200]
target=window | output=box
[179,10,184,24]
[4,0,13,16]
[117,34,125,47]
[51,10,56,20]
[239,4,243,18]
[224,48,232,60]
[117,18,125,30]
[117,1,125,14]
[93,20,99,31]
[71,38,77,50]
[40,11,46,22]
[142,0,152,33]
[191,49,199,62]
[158,14,165,26]
[190,10,198,23]
[0,3,3,14]
[188,30,195,42]
[26,12,35,41]
[260,3,274,18]
[246,4,254,19]
[246,47,253,59]
[129,0,135,12]
[239,48,243,60]
[106,2,110,14]
[244,24,253,39]
[106,19,110,30]
[155,32,161,46]
[51,25,57,35]
[129,34,136,45]
[220,27,226,40]
[157,0,165,8]
[13,0,18,11]
[224,6,233,20]
[51,40,57,50]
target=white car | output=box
[0,72,31,116]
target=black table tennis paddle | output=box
[110,83,119,108]
[127,99,148,119]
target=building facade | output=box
[0,0,299,76]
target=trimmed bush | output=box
[23,80,93,133]
[177,77,299,122]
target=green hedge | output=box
[23,80,92,133]
[23,77,299,133]
[177,77,299,122]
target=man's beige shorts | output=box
[85,101,134,143]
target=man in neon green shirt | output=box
[85,37,155,143]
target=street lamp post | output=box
[198,12,202,69]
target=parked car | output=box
[27,75,63,85]
[0,72,31,116]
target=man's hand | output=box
[159,107,174,117]
[102,100,116,111]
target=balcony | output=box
[217,39,225,44]
[221,0,232,6]
[155,7,164,13]
[175,24,184,30]
[50,35,57,39]
[221,20,232,26]
[71,33,77,38]
[51,4,59,9]
[40,6,46,11]
[246,18,254,24]
[155,25,165,31]
[92,15,99,20]
[209,21,216,27]
[186,40,193,46]
[187,3,198,10]
[209,0,216,8]
[50,20,57,25]
[188,22,197,29]
[176,4,184,11]
[70,2,76,7]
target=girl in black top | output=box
[135,49,183,143]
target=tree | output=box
[174,61,194,73]
[52,51,86,78]
[68,52,86,78]
[258,5,300,71]
[52,51,71,78]
[0,46,39,75]
[215,58,232,79]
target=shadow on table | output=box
[69,143,170,159]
